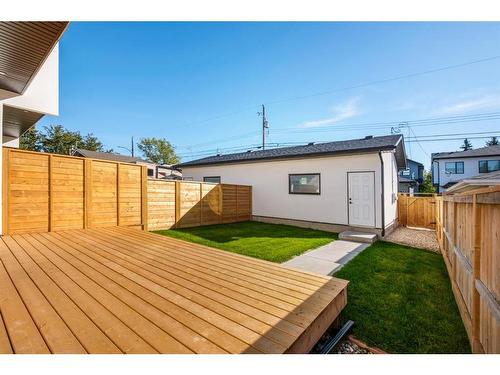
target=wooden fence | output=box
[2,147,148,234]
[147,179,252,230]
[436,188,500,353]
[2,148,252,235]
[397,193,438,229]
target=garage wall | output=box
[182,153,384,228]
[382,151,399,229]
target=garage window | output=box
[289,174,321,195]
[203,176,221,184]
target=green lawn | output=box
[154,221,337,263]
[334,241,471,353]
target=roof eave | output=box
[177,145,398,169]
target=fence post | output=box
[199,182,203,226]
[174,181,181,228]
[2,148,9,235]
[471,193,483,353]
[48,154,53,232]
[249,186,253,219]
[236,185,239,221]
[84,159,92,229]
[117,163,121,227]
[219,184,223,224]
[141,166,148,231]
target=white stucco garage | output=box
[177,135,407,236]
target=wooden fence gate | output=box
[398,193,437,229]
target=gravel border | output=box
[384,227,440,252]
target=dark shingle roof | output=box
[73,149,148,164]
[432,145,500,160]
[406,158,424,166]
[398,176,417,183]
[177,134,406,168]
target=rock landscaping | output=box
[384,226,440,252]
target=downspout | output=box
[378,151,385,237]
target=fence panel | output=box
[147,180,176,230]
[3,148,146,235]
[436,189,500,353]
[147,180,252,230]
[51,155,85,231]
[177,181,202,228]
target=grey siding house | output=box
[431,145,500,193]
[398,158,424,192]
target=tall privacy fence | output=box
[435,188,500,353]
[2,148,252,235]
[147,179,252,230]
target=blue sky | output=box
[38,22,500,168]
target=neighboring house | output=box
[431,145,500,193]
[177,134,407,236]
[72,148,182,179]
[398,158,424,192]
[0,22,69,234]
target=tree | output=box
[486,136,499,146]
[19,127,42,151]
[460,138,473,151]
[80,133,104,152]
[137,137,180,165]
[419,170,436,194]
[18,124,109,155]
[40,124,81,155]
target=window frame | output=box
[288,173,321,195]
[445,161,464,174]
[203,176,221,184]
[478,160,500,173]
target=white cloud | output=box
[301,97,360,128]
[436,94,500,115]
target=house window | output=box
[203,176,221,184]
[479,160,500,173]
[147,168,154,177]
[289,173,321,195]
[401,169,410,176]
[445,161,464,174]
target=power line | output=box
[176,112,500,151]
[175,55,500,129]
[406,130,500,139]
[407,126,429,158]
[272,112,500,134]
[406,135,499,143]
[178,130,500,159]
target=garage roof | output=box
[177,134,406,169]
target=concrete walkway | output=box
[282,240,369,276]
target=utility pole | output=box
[131,136,134,157]
[258,104,269,150]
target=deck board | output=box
[0,227,348,354]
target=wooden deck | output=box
[0,227,348,354]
